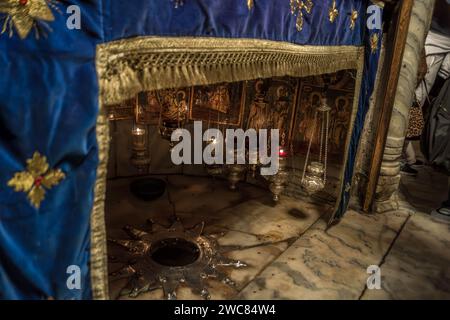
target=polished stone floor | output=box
[106,166,450,300]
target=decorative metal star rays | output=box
[7,152,65,208]
[0,0,60,39]
[290,0,314,32]
[108,219,248,300]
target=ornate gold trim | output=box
[90,45,111,300]
[92,36,365,298]
[98,37,364,106]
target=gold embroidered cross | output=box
[290,0,314,32]
[8,152,65,208]
[0,0,57,39]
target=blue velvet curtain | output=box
[0,0,381,299]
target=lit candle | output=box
[132,124,147,147]
[279,148,288,158]
[132,125,146,136]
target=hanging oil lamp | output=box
[301,96,331,194]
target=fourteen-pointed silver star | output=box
[108,219,248,300]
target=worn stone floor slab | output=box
[238,210,410,300]
[108,174,326,244]
[106,175,322,300]
[362,213,450,300]
[105,176,175,239]
[166,175,268,216]
[106,170,450,300]
[213,197,328,243]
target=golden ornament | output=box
[0,0,58,39]
[8,151,65,208]
[350,9,358,30]
[328,0,339,23]
[370,33,379,54]
[290,0,314,32]
[247,0,254,10]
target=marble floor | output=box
[105,167,450,300]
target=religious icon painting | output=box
[106,89,192,125]
[292,70,356,156]
[244,77,299,146]
[189,83,245,127]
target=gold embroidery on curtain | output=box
[0,0,58,39]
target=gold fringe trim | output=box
[92,36,365,298]
[90,114,110,300]
[90,45,111,300]
[98,37,364,105]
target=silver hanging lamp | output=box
[301,95,331,194]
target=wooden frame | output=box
[362,0,414,212]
